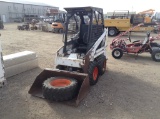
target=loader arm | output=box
[89,28,108,61]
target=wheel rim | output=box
[109,29,115,36]
[155,53,160,60]
[114,50,120,57]
[93,67,98,81]
[50,78,71,87]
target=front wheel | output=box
[96,55,106,75]
[42,77,78,101]
[112,48,123,59]
[88,61,100,85]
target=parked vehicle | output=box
[110,23,160,62]
[104,10,158,36]
[17,22,29,30]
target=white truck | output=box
[0,38,6,87]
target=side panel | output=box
[104,19,130,28]
[105,18,154,32]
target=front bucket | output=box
[28,68,90,106]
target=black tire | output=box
[112,48,123,59]
[151,49,160,62]
[59,29,63,33]
[42,77,78,101]
[88,61,100,85]
[150,43,160,48]
[96,55,107,75]
[108,27,118,36]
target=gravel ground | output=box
[0,23,160,119]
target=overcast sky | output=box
[25,0,160,13]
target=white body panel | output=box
[55,53,83,68]
[0,40,6,87]
[91,28,108,61]
[55,28,108,69]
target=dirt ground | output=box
[0,23,160,119]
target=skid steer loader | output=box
[29,7,108,106]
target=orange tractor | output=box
[51,12,66,33]
[51,18,65,33]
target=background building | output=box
[0,0,59,22]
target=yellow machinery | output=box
[51,19,65,33]
[51,12,66,33]
[137,9,155,23]
[104,10,156,36]
[46,8,66,33]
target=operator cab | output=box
[63,7,104,55]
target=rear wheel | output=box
[42,77,78,101]
[88,61,100,85]
[152,50,160,62]
[96,55,107,75]
[150,43,160,48]
[112,48,123,59]
[108,27,118,36]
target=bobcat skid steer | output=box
[29,7,108,106]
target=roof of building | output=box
[0,0,58,8]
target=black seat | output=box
[78,25,89,44]
[77,25,89,52]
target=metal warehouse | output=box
[0,0,59,22]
